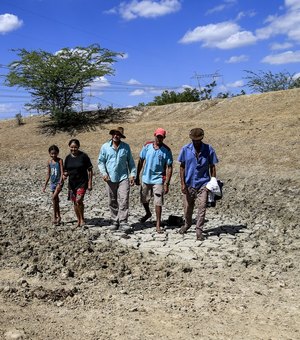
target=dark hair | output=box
[68,139,80,147]
[48,145,59,153]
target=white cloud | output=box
[235,10,256,21]
[90,77,110,89]
[226,55,249,63]
[206,0,237,15]
[256,1,300,43]
[285,0,300,10]
[130,89,145,96]
[109,0,181,20]
[270,42,293,50]
[206,5,226,15]
[83,103,100,111]
[227,80,244,88]
[293,72,300,79]
[216,31,256,49]
[262,50,300,64]
[179,21,256,49]
[217,84,228,93]
[0,103,15,113]
[127,78,141,85]
[0,14,23,34]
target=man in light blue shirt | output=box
[135,128,173,233]
[178,128,218,240]
[98,127,136,231]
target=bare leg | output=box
[76,196,85,226]
[53,196,61,224]
[52,186,61,224]
[74,202,81,226]
[52,193,58,224]
[155,205,163,233]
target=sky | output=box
[1,0,300,119]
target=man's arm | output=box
[135,157,144,185]
[98,146,110,182]
[87,167,93,190]
[179,163,187,194]
[164,164,173,194]
[127,146,136,186]
[209,164,216,178]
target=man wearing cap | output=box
[135,128,173,233]
[98,127,136,232]
[178,128,218,240]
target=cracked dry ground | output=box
[1,89,300,339]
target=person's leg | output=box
[51,192,57,224]
[153,184,164,233]
[52,196,61,224]
[118,179,130,223]
[139,184,152,222]
[180,187,196,233]
[106,181,119,224]
[195,187,208,240]
[76,198,85,226]
[73,202,80,226]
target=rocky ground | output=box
[0,89,300,339]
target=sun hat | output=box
[154,128,166,137]
[109,127,126,138]
[189,128,204,141]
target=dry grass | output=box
[1,88,299,181]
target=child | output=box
[43,145,64,225]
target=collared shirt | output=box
[178,142,218,189]
[98,140,136,183]
[140,142,173,184]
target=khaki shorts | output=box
[141,183,164,206]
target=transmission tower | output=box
[191,71,222,91]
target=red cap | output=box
[154,128,166,137]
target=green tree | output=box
[6,44,121,127]
[199,81,216,100]
[244,70,296,93]
[150,87,202,106]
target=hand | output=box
[181,184,187,194]
[103,175,110,182]
[129,177,135,186]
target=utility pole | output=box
[191,71,222,99]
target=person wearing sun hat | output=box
[135,127,173,233]
[177,128,219,241]
[98,127,136,233]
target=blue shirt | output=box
[178,142,218,189]
[50,160,61,185]
[140,142,173,184]
[98,140,136,183]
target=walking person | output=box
[64,139,93,227]
[98,127,136,232]
[135,128,173,233]
[178,128,219,240]
[43,145,64,225]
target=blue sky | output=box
[1,0,300,119]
